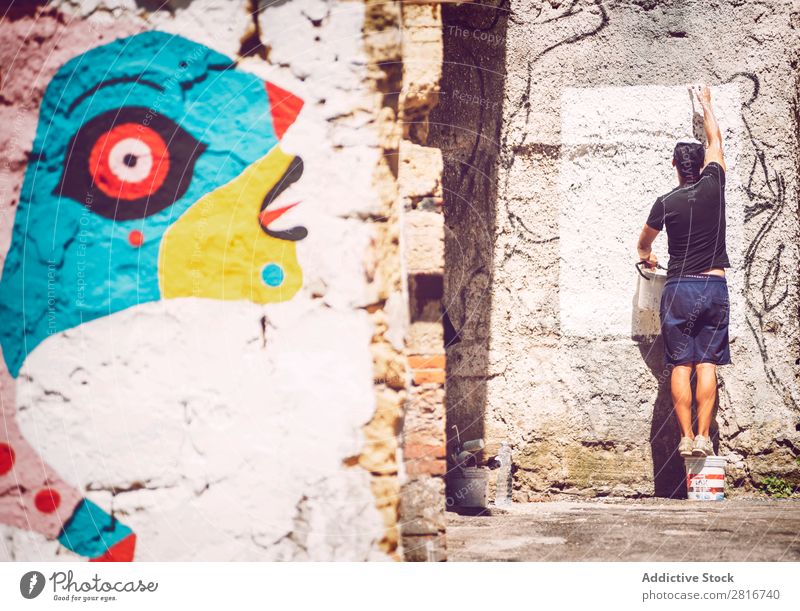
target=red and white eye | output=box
[108,137,152,182]
[88,123,170,201]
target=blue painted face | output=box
[0,32,285,377]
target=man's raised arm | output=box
[695,85,726,172]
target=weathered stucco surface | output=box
[0,0,412,560]
[435,0,799,499]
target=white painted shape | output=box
[559,84,745,337]
[51,0,254,58]
[145,0,254,59]
[14,299,383,560]
[258,0,370,93]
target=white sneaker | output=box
[678,436,694,457]
[692,435,714,457]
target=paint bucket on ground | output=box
[684,456,726,501]
[448,467,488,508]
[636,261,667,311]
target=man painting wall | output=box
[637,85,730,459]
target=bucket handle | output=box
[636,260,667,279]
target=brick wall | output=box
[397,2,448,562]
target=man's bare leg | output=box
[695,363,717,438]
[671,364,695,438]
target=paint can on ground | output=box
[448,467,488,508]
[636,262,667,312]
[684,456,726,501]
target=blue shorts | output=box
[660,275,731,366]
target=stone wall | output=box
[434,0,799,499]
[0,0,447,561]
[397,3,447,562]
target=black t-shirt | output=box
[646,162,730,278]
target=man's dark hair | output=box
[673,140,705,184]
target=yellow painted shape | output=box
[159,146,303,303]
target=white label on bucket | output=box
[558,84,745,338]
[686,456,726,501]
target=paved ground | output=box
[447,498,800,561]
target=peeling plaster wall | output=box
[0,0,405,561]
[437,0,799,499]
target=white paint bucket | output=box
[636,263,667,311]
[684,456,726,501]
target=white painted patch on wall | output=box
[12,299,384,560]
[559,84,745,338]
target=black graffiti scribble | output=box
[449,0,509,32]
[445,0,511,201]
[434,1,511,347]
[761,243,788,313]
[493,0,608,262]
[456,44,491,196]
[530,0,609,64]
[744,150,785,221]
[501,0,609,168]
[725,71,797,410]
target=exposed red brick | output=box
[405,427,442,447]
[404,443,446,459]
[412,369,445,385]
[405,459,447,476]
[408,354,446,369]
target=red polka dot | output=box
[0,443,14,475]
[128,230,144,247]
[34,488,61,513]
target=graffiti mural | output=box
[0,31,306,561]
[726,71,798,414]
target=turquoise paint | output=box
[261,262,285,287]
[57,498,133,558]
[0,32,283,377]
